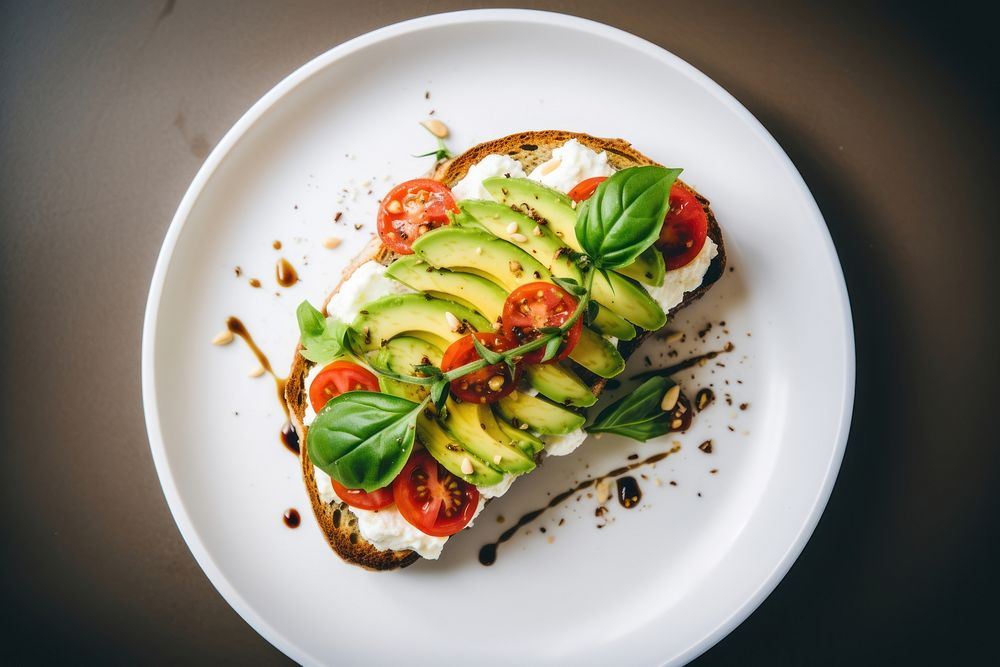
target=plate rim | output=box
[141,8,855,665]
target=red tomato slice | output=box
[393,450,480,537]
[440,333,520,404]
[330,479,395,511]
[657,184,708,270]
[376,178,458,254]
[500,282,582,364]
[308,361,380,414]
[567,176,607,203]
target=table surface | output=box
[2,1,997,663]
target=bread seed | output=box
[487,375,505,391]
[665,330,684,344]
[671,419,683,429]
[460,457,474,475]
[386,199,402,214]
[506,222,518,234]
[540,158,562,175]
[249,366,265,378]
[475,246,482,255]
[518,422,530,430]
[322,237,342,249]
[508,260,522,274]
[445,311,461,332]
[421,119,449,138]
[493,454,503,465]
[211,330,233,346]
[532,226,543,236]
[660,385,681,412]
[510,233,528,243]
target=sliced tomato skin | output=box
[567,176,608,203]
[500,282,582,364]
[440,333,520,404]
[392,450,480,537]
[657,184,708,271]
[330,479,395,511]
[376,178,458,254]
[308,361,380,414]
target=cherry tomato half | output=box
[308,360,380,414]
[376,178,458,254]
[500,282,582,364]
[330,479,395,511]
[392,450,480,537]
[440,333,520,404]
[568,176,708,271]
[657,184,708,271]
[567,176,607,203]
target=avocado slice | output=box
[386,256,506,323]
[524,364,596,407]
[416,413,503,486]
[575,327,625,378]
[442,398,536,474]
[475,403,544,461]
[496,391,586,435]
[494,415,545,457]
[591,308,636,340]
[372,336,442,403]
[483,177,666,287]
[457,200,583,280]
[351,293,491,352]
[590,270,665,331]
[411,227,604,402]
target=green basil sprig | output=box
[296,301,355,365]
[307,391,425,491]
[575,166,681,270]
[586,376,680,441]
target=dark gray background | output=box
[2,1,997,664]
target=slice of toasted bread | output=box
[285,131,726,570]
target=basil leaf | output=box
[539,336,564,363]
[587,376,678,441]
[296,301,354,364]
[575,166,681,270]
[472,337,504,364]
[431,379,450,412]
[552,276,587,297]
[307,391,422,492]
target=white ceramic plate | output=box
[143,9,853,665]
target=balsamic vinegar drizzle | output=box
[478,443,682,566]
[631,342,735,381]
[616,476,642,508]
[280,421,300,454]
[275,258,299,287]
[225,317,294,452]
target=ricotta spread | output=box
[527,138,615,193]
[645,238,719,313]
[543,430,589,457]
[451,154,526,201]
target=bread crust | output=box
[284,131,725,570]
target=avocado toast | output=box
[285,131,726,570]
